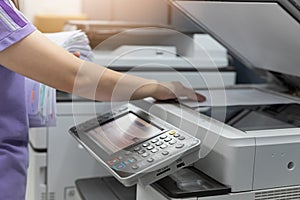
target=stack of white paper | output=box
[44,30,94,61]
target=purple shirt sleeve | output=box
[0,0,36,51]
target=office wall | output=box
[112,0,168,24]
[82,0,169,25]
[81,0,113,20]
[20,0,82,21]
[82,0,201,32]
[20,0,200,33]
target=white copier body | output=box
[135,0,300,200]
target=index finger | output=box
[186,90,206,102]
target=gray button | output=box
[151,138,159,143]
[138,149,146,154]
[164,137,172,142]
[147,158,154,163]
[151,148,159,153]
[178,136,185,140]
[127,157,137,163]
[175,143,185,149]
[160,135,167,139]
[192,139,199,145]
[142,152,150,158]
[142,143,150,147]
[134,146,141,151]
[169,140,177,145]
[174,133,180,138]
[146,145,154,150]
[162,151,169,156]
[132,165,139,170]
[156,141,164,146]
[160,144,168,149]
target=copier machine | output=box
[73,1,300,200]
[134,1,300,200]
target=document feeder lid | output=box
[173,0,300,87]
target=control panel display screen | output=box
[87,113,162,154]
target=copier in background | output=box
[26,23,235,200]
[73,1,300,200]
[92,28,236,88]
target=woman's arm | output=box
[0,30,205,102]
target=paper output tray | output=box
[151,167,230,198]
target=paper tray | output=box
[151,167,230,198]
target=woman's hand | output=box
[152,81,206,102]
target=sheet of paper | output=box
[180,88,297,108]
[44,30,94,61]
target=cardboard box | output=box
[64,20,172,48]
[34,14,88,33]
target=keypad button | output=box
[192,139,199,145]
[132,165,139,170]
[160,135,167,139]
[127,157,137,163]
[151,148,159,153]
[162,151,169,156]
[168,130,177,135]
[113,162,126,171]
[142,152,150,158]
[147,158,154,163]
[108,158,119,166]
[151,138,159,143]
[164,137,172,142]
[146,145,154,150]
[134,146,142,151]
[169,140,177,145]
[174,133,180,138]
[138,149,146,154]
[156,141,164,146]
[178,136,185,140]
[160,144,168,149]
[142,143,150,147]
[175,143,185,149]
